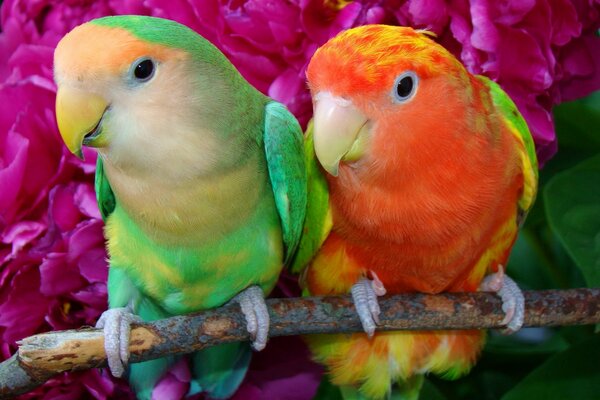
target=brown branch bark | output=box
[1,288,599,398]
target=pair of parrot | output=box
[54,15,537,400]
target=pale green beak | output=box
[312,92,369,176]
[55,86,108,159]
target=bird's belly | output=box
[306,232,471,295]
[354,243,480,294]
[307,214,517,296]
[106,201,284,315]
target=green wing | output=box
[95,157,116,221]
[289,120,333,274]
[480,76,539,223]
[264,102,307,264]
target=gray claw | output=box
[96,307,141,377]
[498,275,525,333]
[481,267,525,334]
[232,286,269,351]
[351,277,385,338]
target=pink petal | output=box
[40,253,84,296]
[408,0,450,31]
[49,185,82,232]
[67,219,105,264]
[152,359,190,400]
[0,265,49,343]
[74,183,101,220]
[1,220,45,256]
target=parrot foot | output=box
[351,273,387,338]
[232,286,269,351]
[481,265,525,334]
[96,306,142,378]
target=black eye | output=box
[133,58,155,81]
[397,76,413,97]
[393,71,418,102]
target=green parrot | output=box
[53,16,306,399]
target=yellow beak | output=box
[55,86,108,158]
[312,92,369,176]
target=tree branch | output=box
[1,288,599,398]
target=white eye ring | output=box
[392,71,418,103]
[129,57,156,83]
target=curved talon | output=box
[232,286,269,351]
[351,277,386,338]
[370,271,387,297]
[96,307,141,377]
[481,266,525,334]
[498,276,525,333]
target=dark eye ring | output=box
[392,71,418,102]
[132,58,155,82]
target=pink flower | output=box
[0,0,130,396]
[435,0,600,162]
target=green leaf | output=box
[313,375,344,400]
[484,329,569,358]
[506,233,559,290]
[544,154,600,287]
[552,91,600,152]
[541,92,600,181]
[501,334,600,400]
[419,380,447,400]
[508,226,586,289]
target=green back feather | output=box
[263,102,307,264]
[479,75,539,221]
[290,121,332,274]
[481,77,538,175]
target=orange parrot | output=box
[292,25,538,399]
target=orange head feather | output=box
[307,25,466,99]
[54,23,186,87]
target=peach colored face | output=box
[306,25,470,177]
[54,23,185,88]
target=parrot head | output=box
[306,25,483,178]
[54,16,255,176]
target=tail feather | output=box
[129,356,177,400]
[309,330,484,399]
[390,375,424,400]
[190,342,252,399]
[340,375,424,400]
[127,295,176,399]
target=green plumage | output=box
[86,16,306,399]
[479,76,538,181]
[290,121,331,274]
[478,75,538,222]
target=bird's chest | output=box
[103,158,266,246]
[316,171,520,294]
[106,194,283,314]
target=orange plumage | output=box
[300,25,537,399]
